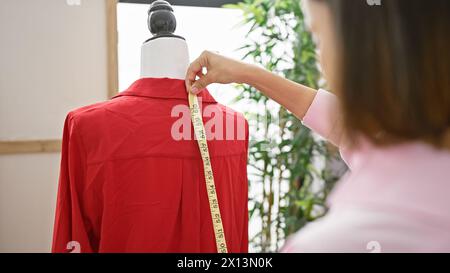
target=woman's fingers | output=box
[185,51,210,94]
[191,74,213,94]
[186,58,204,85]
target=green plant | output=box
[225,0,341,252]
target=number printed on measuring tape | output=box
[188,92,228,253]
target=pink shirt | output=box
[282,89,450,253]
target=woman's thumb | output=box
[191,76,212,94]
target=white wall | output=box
[0,0,110,252]
[0,154,60,252]
[0,0,108,140]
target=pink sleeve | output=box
[302,89,353,169]
[302,89,342,146]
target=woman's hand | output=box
[185,50,250,94]
[185,50,317,120]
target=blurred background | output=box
[0,0,343,253]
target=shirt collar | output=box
[113,77,217,103]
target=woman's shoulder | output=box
[281,202,450,253]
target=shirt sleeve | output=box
[241,119,250,253]
[302,89,343,147]
[302,89,355,169]
[51,114,97,253]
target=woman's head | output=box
[304,0,450,147]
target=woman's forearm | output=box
[239,64,317,119]
[186,51,317,120]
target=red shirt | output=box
[52,78,249,253]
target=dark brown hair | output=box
[315,0,450,147]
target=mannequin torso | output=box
[140,37,190,80]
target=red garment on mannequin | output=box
[52,78,249,253]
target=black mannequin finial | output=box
[146,0,185,42]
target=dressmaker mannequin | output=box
[140,0,190,80]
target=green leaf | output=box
[230,0,340,252]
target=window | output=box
[117,2,249,109]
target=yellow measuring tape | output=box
[188,92,228,253]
